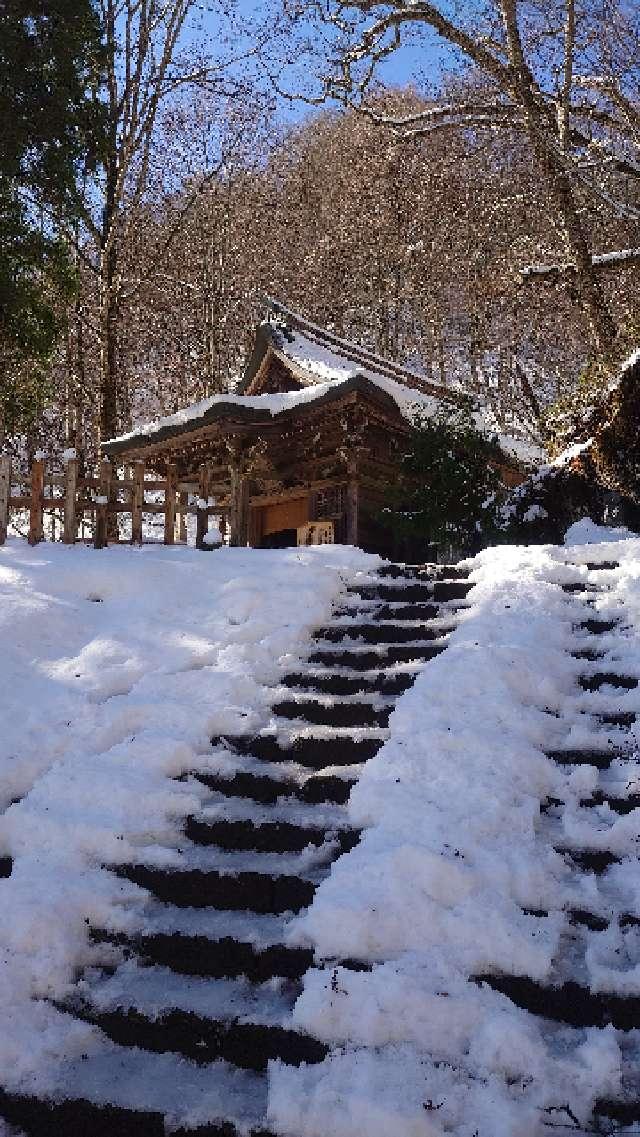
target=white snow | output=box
[0,538,378,1100]
[268,532,640,1137]
[565,517,636,544]
[106,343,544,467]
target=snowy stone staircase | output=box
[469,555,640,1132]
[0,561,471,1137]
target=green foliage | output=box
[0,0,105,433]
[382,397,507,551]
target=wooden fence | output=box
[0,454,229,550]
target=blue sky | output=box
[190,0,459,118]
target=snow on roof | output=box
[105,367,543,464]
[105,302,546,465]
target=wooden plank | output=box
[28,459,45,546]
[9,495,32,508]
[0,455,11,544]
[78,478,99,489]
[196,464,211,550]
[63,459,78,544]
[164,463,177,545]
[131,461,145,545]
[94,459,112,549]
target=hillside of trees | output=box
[2,0,639,471]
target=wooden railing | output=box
[0,454,229,550]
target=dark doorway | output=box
[260,528,298,549]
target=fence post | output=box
[28,456,45,546]
[164,463,177,545]
[94,458,112,549]
[178,491,188,543]
[63,457,78,544]
[0,454,10,545]
[131,461,144,545]
[196,464,211,550]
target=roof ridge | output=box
[265,297,448,398]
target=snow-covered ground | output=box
[2,527,640,1136]
[269,525,640,1137]
[0,539,377,1091]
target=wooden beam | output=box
[28,458,45,546]
[63,458,78,544]
[0,454,10,545]
[164,463,177,545]
[94,459,112,549]
[346,474,359,546]
[177,490,188,543]
[196,464,211,550]
[131,461,145,545]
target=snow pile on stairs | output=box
[269,528,640,1137]
[0,541,378,1097]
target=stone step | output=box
[576,618,620,634]
[112,863,316,914]
[594,710,636,727]
[585,561,619,571]
[67,1000,328,1072]
[0,856,12,878]
[185,815,360,855]
[579,671,638,691]
[212,733,385,769]
[308,642,447,669]
[336,602,441,622]
[475,973,640,1030]
[92,926,315,982]
[272,698,391,729]
[313,622,451,644]
[349,581,472,602]
[580,791,640,815]
[555,846,620,873]
[193,769,355,806]
[376,564,469,580]
[279,670,416,697]
[570,648,606,661]
[561,582,602,594]
[545,748,628,769]
[594,1099,640,1127]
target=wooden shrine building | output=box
[103,300,541,554]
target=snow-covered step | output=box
[307,640,448,669]
[545,746,632,769]
[92,917,315,983]
[79,961,296,1026]
[578,670,638,691]
[123,839,336,879]
[0,1041,268,1136]
[112,859,319,914]
[333,600,443,622]
[212,728,388,768]
[279,664,421,697]
[192,764,358,806]
[312,619,455,644]
[347,578,473,602]
[195,792,349,831]
[67,962,327,1072]
[186,803,359,854]
[474,971,640,1030]
[272,695,392,729]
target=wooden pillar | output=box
[229,463,250,547]
[28,457,45,546]
[94,458,112,549]
[62,458,78,544]
[196,464,211,550]
[0,454,10,545]
[178,491,188,543]
[346,467,359,546]
[131,461,144,545]
[164,463,177,545]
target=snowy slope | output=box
[268,529,640,1137]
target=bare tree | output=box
[277,0,640,361]
[67,0,270,444]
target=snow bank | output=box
[268,537,640,1137]
[0,539,377,1091]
